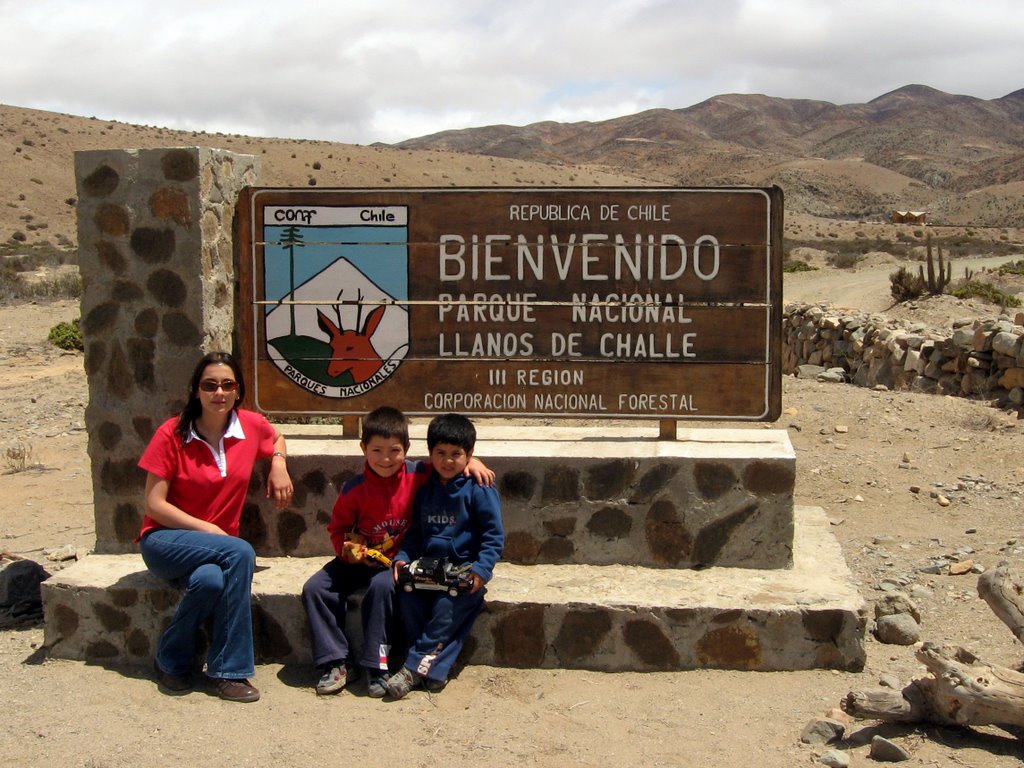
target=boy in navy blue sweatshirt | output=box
[386,413,503,698]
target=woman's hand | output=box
[266,437,294,509]
[266,463,293,509]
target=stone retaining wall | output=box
[783,302,1024,408]
[239,428,795,567]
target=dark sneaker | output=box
[315,663,347,695]
[384,666,421,700]
[208,676,261,703]
[153,660,191,695]
[423,677,448,693]
[366,669,390,699]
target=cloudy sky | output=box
[3,0,1021,145]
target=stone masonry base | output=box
[41,506,865,672]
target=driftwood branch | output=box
[843,677,956,725]
[978,560,1024,643]
[919,643,1024,727]
[844,561,1024,732]
[844,644,1024,728]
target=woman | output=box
[137,351,293,702]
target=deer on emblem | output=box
[317,289,386,384]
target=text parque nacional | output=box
[433,232,710,360]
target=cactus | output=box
[918,234,951,295]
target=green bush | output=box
[949,281,1022,308]
[48,319,83,351]
[783,261,817,273]
[996,259,1024,276]
[889,266,926,303]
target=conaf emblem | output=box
[262,206,410,398]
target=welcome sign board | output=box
[236,187,782,420]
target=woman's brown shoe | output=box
[207,676,260,703]
[153,661,191,695]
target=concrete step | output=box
[41,506,864,672]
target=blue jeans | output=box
[398,587,484,683]
[302,558,397,670]
[140,529,256,680]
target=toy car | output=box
[397,557,474,597]
[363,548,392,568]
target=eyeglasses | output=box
[199,379,238,393]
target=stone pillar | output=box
[75,148,260,553]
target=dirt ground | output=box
[3,259,1024,766]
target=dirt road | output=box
[783,253,1020,313]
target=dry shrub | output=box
[3,442,34,473]
[0,264,27,299]
[827,252,863,269]
[889,266,925,302]
[26,271,82,300]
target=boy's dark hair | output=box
[426,413,476,453]
[361,406,410,447]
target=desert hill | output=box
[397,84,1024,225]
[0,105,642,253]
[1,84,1023,256]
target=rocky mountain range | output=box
[396,84,1024,224]
[1,84,1022,254]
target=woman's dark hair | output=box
[175,351,246,443]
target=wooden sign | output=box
[236,187,782,420]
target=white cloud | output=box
[1,0,1020,144]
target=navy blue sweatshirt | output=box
[398,473,504,582]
